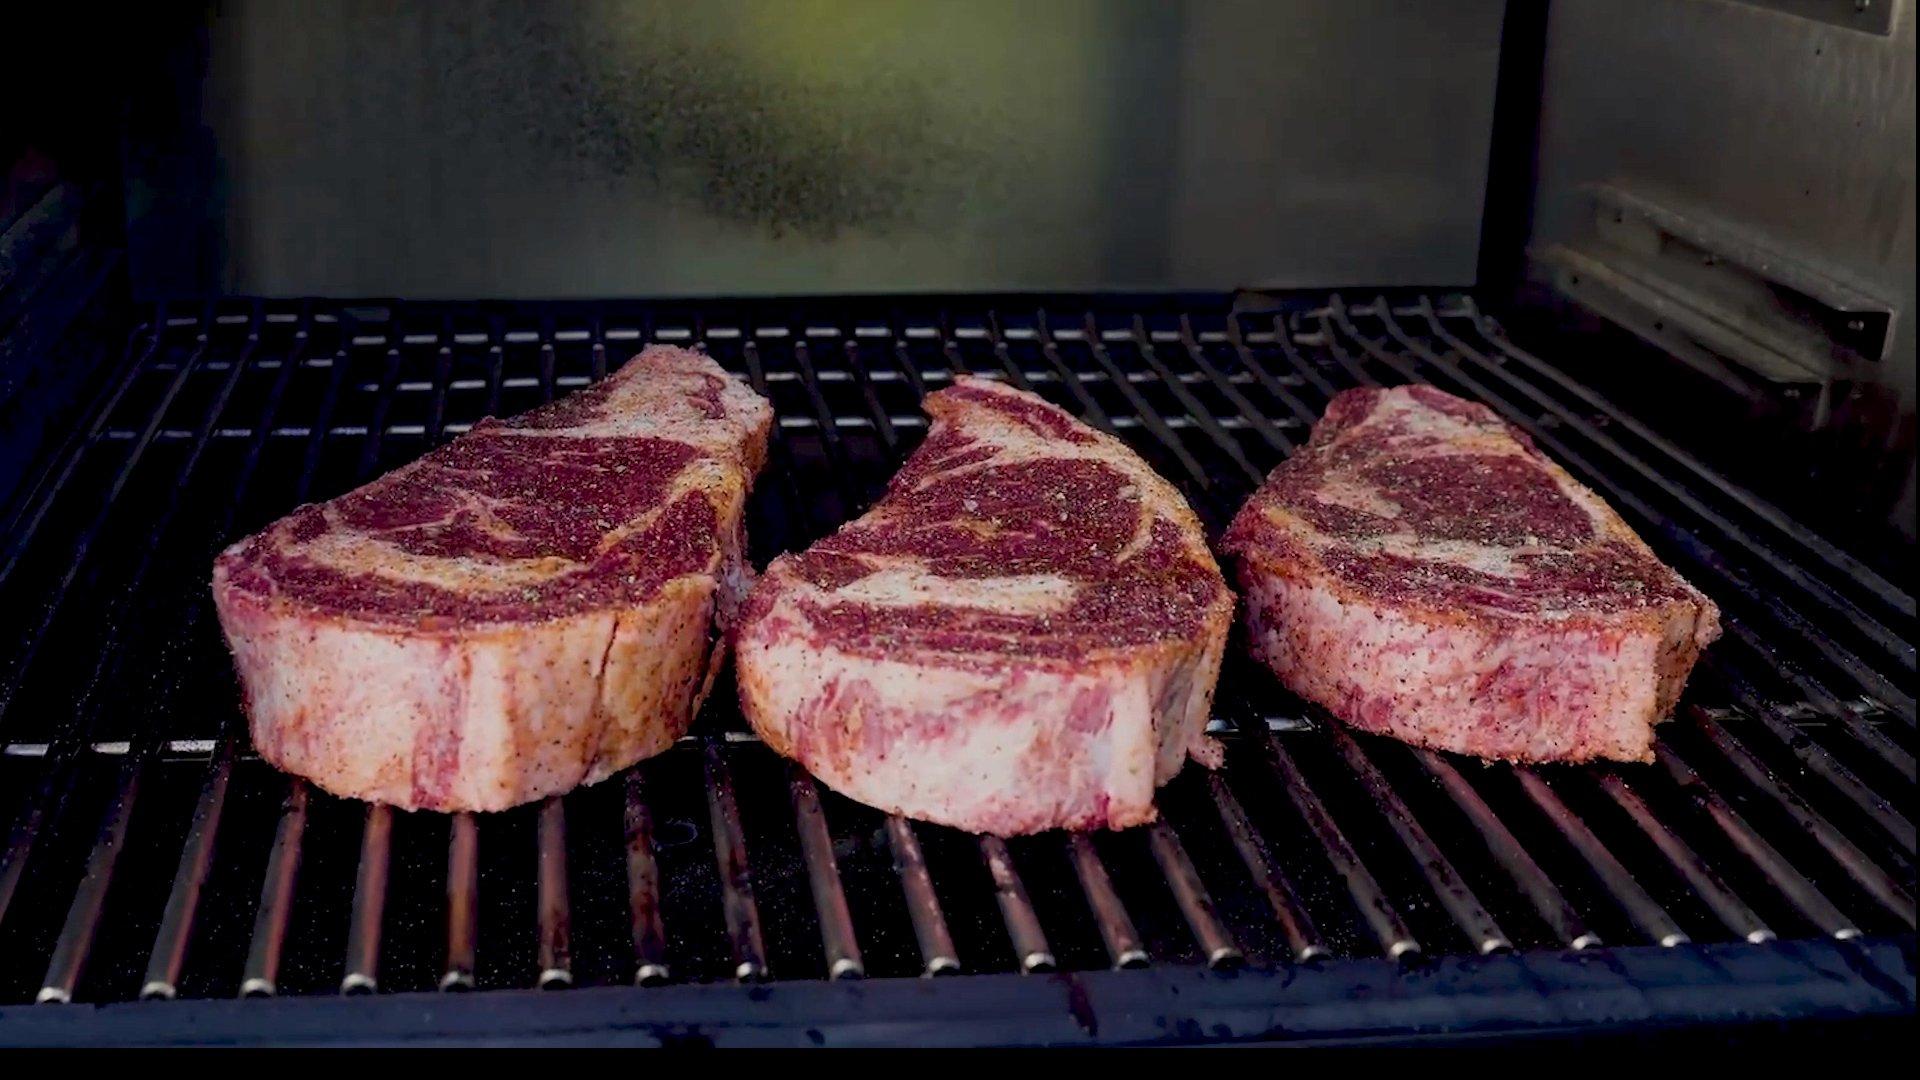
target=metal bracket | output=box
[1533,183,1899,426]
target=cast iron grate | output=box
[0,294,1911,1013]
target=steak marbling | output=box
[736,378,1233,835]
[1222,384,1720,763]
[213,346,772,811]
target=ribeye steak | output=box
[1222,384,1720,763]
[736,378,1233,835]
[213,346,772,811]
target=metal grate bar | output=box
[0,329,209,918]
[1094,313,1258,484]
[23,317,283,995]
[1725,625,1914,778]
[36,762,141,1003]
[1068,832,1149,969]
[1220,316,1326,429]
[789,769,864,980]
[1598,773,1775,944]
[885,817,960,976]
[1058,311,1209,486]
[1514,769,1688,946]
[1258,729,1419,960]
[1688,713,1914,924]
[141,736,238,1000]
[537,797,573,989]
[341,805,393,994]
[241,781,310,996]
[1206,773,1326,962]
[1161,315,1293,457]
[980,313,1036,394]
[622,771,670,986]
[1325,727,1511,955]
[441,812,479,991]
[1703,659,1914,852]
[0,295,1910,1016]
[1414,750,1598,950]
[0,318,158,548]
[704,740,769,982]
[1652,743,1858,937]
[980,836,1055,973]
[1146,821,1244,969]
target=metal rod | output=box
[1690,710,1912,914]
[1259,730,1421,960]
[1067,833,1148,969]
[37,763,144,1003]
[341,804,392,994]
[141,736,238,1000]
[885,816,960,976]
[623,770,670,986]
[1090,311,1251,484]
[1598,773,1775,944]
[789,768,864,980]
[1206,773,1326,962]
[1220,313,1326,430]
[1326,727,1511,954]
[0,318,241,926]
[1066,310,1209,483]
[1655,742,1883,934]
[704,740,769,981]
[979,835,1055,973]
[1146,821,1245,969]
[536,797,573,989]
[441,812,479,991]
[1840,714,1916,785]
[1164,314,1294,456]
[0,314,163,577]
[1414,750,1598,950]
[1514,768,1688,947]
[1700,665,1915,853]
[241,780,310,997]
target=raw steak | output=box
[213,346,772,811]
[1222,383,1720,763]
[736,377,1233,835]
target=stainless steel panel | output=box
[1728,0,1896,35]
[131,0,1504,298]
[1529,0,1917,529]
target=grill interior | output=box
[0,293,1912,1023]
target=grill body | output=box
[0,294,1910,1045]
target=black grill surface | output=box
[0,293,1911,1045]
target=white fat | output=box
[828,567,1079,614]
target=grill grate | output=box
[0,294,1911,1037]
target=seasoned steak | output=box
[213,346,772,811]
[1222,384,1720,764]
[736,378,1233,835]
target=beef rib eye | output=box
[213,346,772,811]
[1222,383,1720,764]
[736,377,1233,835]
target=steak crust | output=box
[1222,384,1720,763]
[736,378,1233,835]
[213,346,771,811]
